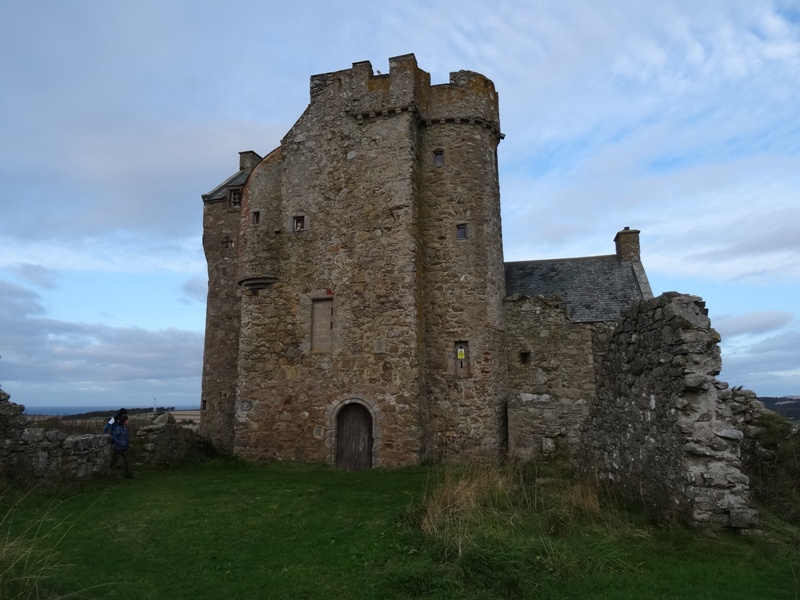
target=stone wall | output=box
[204,54,506,467]
[505,294,612,460]
[418,68,506,461]
[1,390,214,482]
[578,293,759,528]
[1,390,111,481]
[139,412,217,466]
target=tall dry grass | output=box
[415,461,613,557]
[1,489,69,599]
[409,459,644,595]
[1,487,108,599]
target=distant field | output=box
[760,397,800,421]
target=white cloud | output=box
[714,311,794,337]
[1,0,799,402]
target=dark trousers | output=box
[110,449,133,478]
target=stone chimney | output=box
[614,227,641,262]
[239,150,262,171]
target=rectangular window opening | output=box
[433,150,444,167]
[311,298,334,352]
[520,351,531,365]
[251,211,260,225]
[456,224,468,240]
[229,189,242,208]
[293,215,306,232]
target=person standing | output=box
[109,414,133,479]
[103,407,128,434]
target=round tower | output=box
[417,70,507,460]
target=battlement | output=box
[307,54,500,132]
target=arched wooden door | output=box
[336,403,373,471]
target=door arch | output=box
[336,403,373,471]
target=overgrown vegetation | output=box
[1,487,103,599]
[2,459,798,599]
[744,411,800,532]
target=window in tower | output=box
[433,150,444,167]
[454,341,470,378]
[311,298,334,352]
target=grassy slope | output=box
[4,460,799,600]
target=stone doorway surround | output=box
[326,394,382,468]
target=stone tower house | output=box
[202,55,509,468]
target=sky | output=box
[1,0,798,410]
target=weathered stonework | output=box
[0,390,213,482]
[578,293,759,528]
[199,55,766,527]
[202,54,506,468]
[505,294,613,460]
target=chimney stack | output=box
[239,150,262,171]
[614,227,641,262]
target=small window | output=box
[454,341,470,378]
[222,237,234,248]
[519,351,531,365]
[456,224,468,240]
[293,216,306,232]
[433,150,444,167]
[229,189,241,208]
[251,211,260,225]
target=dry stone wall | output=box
[578,293,759,528]
[1,390,214,482]
[1,391,110,480]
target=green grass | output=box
[3,459,799,599]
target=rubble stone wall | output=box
[0,392,110,481]
[578,293,759,528]
[504,295,612,460]
[1,391,213,482]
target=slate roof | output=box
[504,255,650,323]
[202,169,250,202]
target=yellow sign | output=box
[457,348,465,360]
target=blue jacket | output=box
[110,423,130,451]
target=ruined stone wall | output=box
[504,295,611,460]
[1,392,110,480]
[578,293,758,528]
[1,392,215,482]
[139,413,216,466]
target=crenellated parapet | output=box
[306,53,502,141]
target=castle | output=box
[200,54,652,469]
